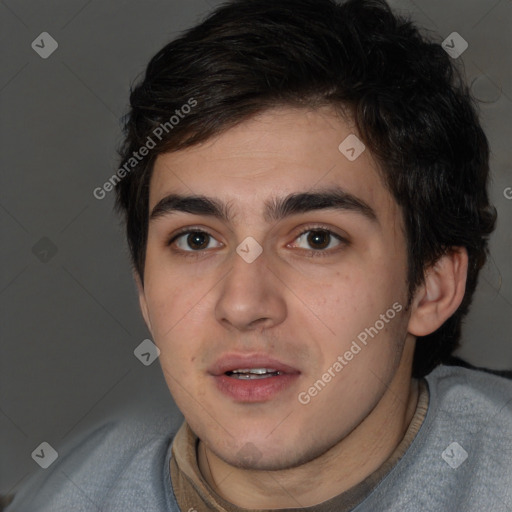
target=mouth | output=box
[209,353,300,377]
[225,368,284,379]
[209,354,301,402]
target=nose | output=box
[214,245,287,332]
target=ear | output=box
[134,270,153,334]
[407,247,468,337]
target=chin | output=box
[227,448,307,471]
[210,435,315,472]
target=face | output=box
[138,106,414,471]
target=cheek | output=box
[303,265,406,357]
[142,278,209,379]
[143,251,207,332]
[305,269,372,326]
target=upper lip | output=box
[209,353,301,376]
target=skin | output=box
[136,106,468,508]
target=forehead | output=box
[149,106,399,225]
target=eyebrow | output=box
[149,186,378,225]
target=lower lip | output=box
[213,373,300,402]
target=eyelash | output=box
[167,224,348,259]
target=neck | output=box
[198,361,420,509]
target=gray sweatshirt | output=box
[5,364,512,511]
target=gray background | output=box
[1,0,511,496]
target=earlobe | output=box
[134,271,153,333]
[408,247,468,337]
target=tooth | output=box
[232,373,278,380]
[231,368,278,374]
[227,369,282,379]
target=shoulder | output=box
[364,364,512,510]
[416,364,512,507]
[6,405,181,512]
[425,363,512,429]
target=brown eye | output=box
[187,232,210,250]
[306,230,331,249]
[294,229,343,252]
[170,230,222,252]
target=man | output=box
[6,0,511,510]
